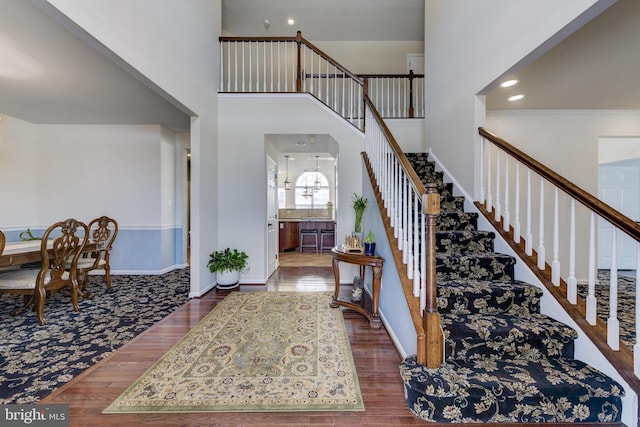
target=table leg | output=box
[370,265,382,328]
[330,255,340,308]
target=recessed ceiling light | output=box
[500,79,518,88]
[287,18,295,26]
[508,94,525,102]
[295,140,307,146]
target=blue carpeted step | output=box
[399,355,624,423]
[438,279,542,316]
[436,212,477,231]
[436,230,495,253]
[443,312,577,361]
[436,252,515,282]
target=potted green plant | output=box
[352,193,369,237]
[364,230,376,256]
[207,248,249,290]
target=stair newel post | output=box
[422,183,443,368]
[295,31,302,93]
[408,70,415,118]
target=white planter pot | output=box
[216,269,240,290]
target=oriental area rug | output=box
[104,291,364,413]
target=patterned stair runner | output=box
[398,152,624,423]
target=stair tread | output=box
[400,354,624,423]
[443,312,578,360]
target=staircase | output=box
[398,153,625,423]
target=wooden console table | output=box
[330,246,384,328]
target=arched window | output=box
[295,171,330,208]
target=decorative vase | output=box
[216,269,240,290]
[364,242,376,256]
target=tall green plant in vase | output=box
[352,193,369,234]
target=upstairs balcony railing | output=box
[219,32,424,131]
[478,127,640,392]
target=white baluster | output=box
[607,227,619,350]
[220,42,225,91]
[407,191,414,281]
[495,150,501,222]
[271,41,280,92]
[479,138,485,205]
[525,169,533,256]
[634,242,640,376]
[396,166,402,240]
[567,198,577,303]
[233,41,238,92]
[486,145,493,213]
[241,42,246,92]
[586,212,597,325]
[552,187,560,286]
[309,51,314,94]
[420,210,426,312]
[503,156,510,232]
[248,42,253,92]
[537,179,546,270]
[412,192,420,294]
[514,162,521,243]
[402,175,408,256]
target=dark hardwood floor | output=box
[41,262,425,426]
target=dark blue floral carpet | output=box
[0,269,190,404]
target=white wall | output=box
[487,110,640,194]
[1,116,162,227]
[386,119,426,153]
[314,41,424,74]
[0,116,38,228]
[0,114,186,272]
[45,0,221,295]
[218,94,364,283]
[424,0,604,197]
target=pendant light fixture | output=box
[284,155,291,190]
[314,155,321,191]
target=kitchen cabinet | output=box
[279,221,299,252]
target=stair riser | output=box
[436,254,515,282]
[438,281,542,316]
[436,230,495,253]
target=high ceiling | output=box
[0,0,636,133]
[221,0,425,41]
[485,0,640,110]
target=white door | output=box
[407,53,424,74]
[598,164,640,269]
[266,155,279,277]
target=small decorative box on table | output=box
[330,245,384,328]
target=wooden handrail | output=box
[295,32,364,85]
[365,97,426,196]
[479,127,640,241]
[359,72,425,79]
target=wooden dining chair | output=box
[0,218,89,325]
[0,230,5,255]
[75,216,118,291]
